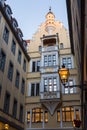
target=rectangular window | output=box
[0,50,6,72]
[8,61,14,81]
[76,109,80,120]
[44,54,56,67]
[4,92,10,113]
[11,39,16,55]
[44,78,48,92]
[12,99,17,118]
[44,77,57,92]
[19,105,23,122]
[62,57,72,69]
[48,78,52,92]
[57,110,60,121]
[18,50,22,64]
[53,55,56,66]
[36,83,39,96]
[21,78,25,95]
[44,56,47,66]
[27,109,48,123]
[31,83,40,96]
[32,60,40,72]
[3,26,9,44]
[27,111,30,123]
[48,55,51,66]
[15,70,20,88]
[23,59,26,72]
[53,78,57,91]
[62,107,74,122]
[64,79,74,94]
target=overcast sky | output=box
[6,0,68,40]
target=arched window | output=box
[60,43,64,49]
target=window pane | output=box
[32,61,35,72]
[37,61,40,71]
[45,111,48,122]
[31,84,35,96]
[11,40,16,55]
[0,50,6,72]
[27,112,30,122]
[36,83,39,96]
[57,110,60,121]
[44,56,47,66]
[76,110,80,120]
[3,26,9,44]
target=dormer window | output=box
[5,5,12,20]
[12,18,18,31]
[23,40,27,50]
[17,28,23,41]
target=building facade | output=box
[66,0,87,129]
[0,0,29,130]
[25,9,81,130]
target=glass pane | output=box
[57,111,60,121]
[66,112,71,121]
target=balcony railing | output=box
[42,45,58,52]
[40,91,60,100]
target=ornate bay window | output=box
[44,54,56,67]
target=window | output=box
[19,105,23,122]
[15,70,20,88]
[4,92,10,114]
[11,39,16,55]
[64,79,74,94]
[31,83,40,96]
[32,60,40,72]
[0,50,6,72]
[23,59,26,72]
[32,108,43,123]
[44,54,56,67]
[44,77,57,92]
[57,110,60,121]
[76,109,80,120]
[62,107,74,122]
[21,78,25,94]
[18,50,22,64]
[60,43,64,49]
[3,26,9,44]
[62,57,72,69]
[27,108,48,123]
[12,99,17,118]
[8,61,14,81]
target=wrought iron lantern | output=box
[58,64,70,86]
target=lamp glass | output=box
[58,65,70,85]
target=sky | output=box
[6,0,68,40]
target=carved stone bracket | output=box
[42,101,60,115]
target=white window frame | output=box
[61,56,74,69]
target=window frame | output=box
[44,54,56,67]
[8,61,14,81]
[31,83,40,96]
[11,39,16,55]
[0,49,6,72]
[27,108,48,123]
[3,26,9,44]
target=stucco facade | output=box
[25,9,81,130]
[0,1,29,130]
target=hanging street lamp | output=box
[58,64,70,86]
